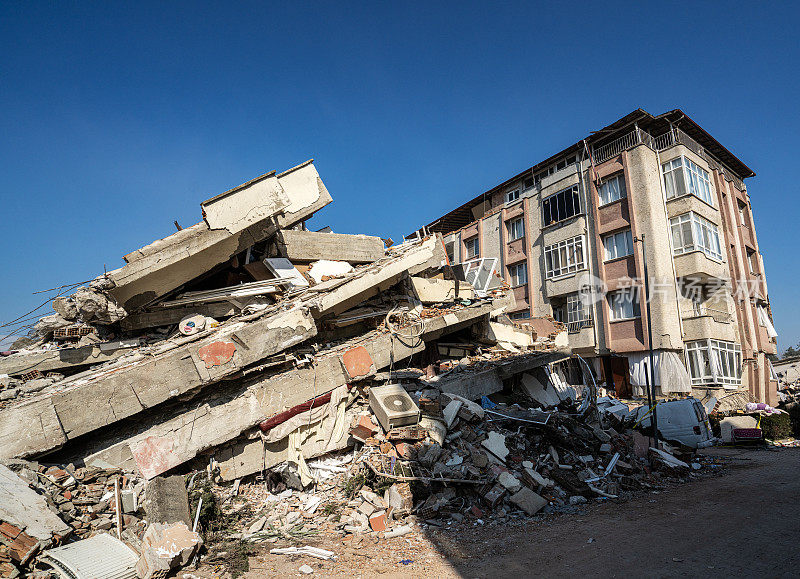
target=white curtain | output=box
[628,350,691,394]
[757,305,778,339]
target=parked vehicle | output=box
[635,398,717,449]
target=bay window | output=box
[662,156,714,205]
[685,339,742,388]
[544,235,585,278]
[670,212,723,261]
[603,229,634,261]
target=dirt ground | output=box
[193,447,800,578]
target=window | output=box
[509,311,531,320]
[738,201,748,227]
[747,249,758,275]
[523,176,535,190]
[756,304,778,338]
[662,156,713,205]
[607,289,640,320]
[552,304,565,323]
[509,262,528,286]
[603,229,634,261]
[597,174,627,206]
[685,340,741,387]
[669,212,722,261]
[567,293,591,323]
[507,217,524,241]
[464,237,479,259]
[544,235,585,278]
[445,241,455,264]
[506,188,521,204]
[542,185,581,226]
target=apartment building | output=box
[411,109,778,405]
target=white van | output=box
[635,398,716,449]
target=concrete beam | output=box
[83,298,505,479]
[119,302,240,332]
[108,161,332,311]
[305,235,447,318]
[0,344,132,376]
[0,306,317,460]
[275,230,385,263]
[410,277,474,303]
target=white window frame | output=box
[508,262,528,287]
[567,293,591,324]
[544,235,585,279]
[597,173,627,206]
[669,212,723,261]
[603,229,634,261]
[662,156,713,206]
[607,289,640,321]
[685,339,742,388]
[507,217,524,241]
[506,188,521,204]
[464,237,479,259]
[542,185,581,226]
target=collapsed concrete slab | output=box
[275,230,385,263]
[0,306,317,460]
[0,464,72,563]
[119,302,240,332]
[108,161,332,312]
[303,236,447,318]
[410,277,474,303]
[83,297,507,479]
[0,342,136,376]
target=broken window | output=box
[544,235,585,279]
[747,248,759,275]
[597,173,626,206]
[445,241,455,264]
[508,262,528,286]
[523,176,535,190]
[670,212,722,261]
[662,156,713,205]
[685,339,741,388]
[509,310,531,320]
[464,237,479,259]
[542,185,581,226]
[607,289,640,321]
[507,217,524,241]
[738,201,749,227]
[603,229,634,261]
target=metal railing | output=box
[593,126,747,192]
[567,318,593,334]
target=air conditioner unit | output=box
[368,384,421,432]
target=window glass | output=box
[509,263,528,286]
[465,237,479,259]
[507,217,524,241]
[567,293,591,323]
[598,174,627,205]
[662,156,713,205]
[607,289,640,320]
[669,212,722,261]
[544,236,585,278]
[603,229,634,261]
[506,189,520,204]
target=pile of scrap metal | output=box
[0,162,573,577]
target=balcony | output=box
[566,319,596,351]
[673,250,728,280]
[682,306,737,342]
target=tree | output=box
[783,343,800,359]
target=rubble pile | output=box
[0,162,581,577]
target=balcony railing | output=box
[591,127,746,192]
[567,318,593,334]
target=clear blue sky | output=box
[1,2,798,352]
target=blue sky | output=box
[1,2,798,352]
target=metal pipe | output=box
[634,233,660,448]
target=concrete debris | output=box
[0,161,726,578]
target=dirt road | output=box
[199,447,800,578]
